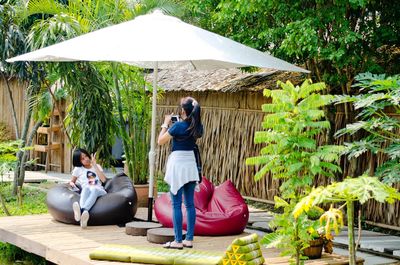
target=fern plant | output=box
[247,79,344,264]
[335,73,400,184]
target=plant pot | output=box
[135,183,157,207]
[303,238,324,259]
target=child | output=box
[69,148,107,228]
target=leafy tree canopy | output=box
[181,0,400,92]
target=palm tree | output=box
[0,2,47,195]
[17,0,182,181]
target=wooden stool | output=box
[147,227,186,244]
[125,221,162,236]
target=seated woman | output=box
[69,148,107,228]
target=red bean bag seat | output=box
[154,177,249,236]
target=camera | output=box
[171,115,179,123]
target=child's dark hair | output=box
[87,171,96,178]
[72,148,91,167]
[181,97,203,139]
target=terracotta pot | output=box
[303,238,324,259]
[135,183,157,207]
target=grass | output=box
[0,182,48,217]
[0,181,49,264]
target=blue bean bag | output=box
[46,172,138,226]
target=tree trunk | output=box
[17,121,42,187]
[12,103,33,195]
[1,72,19,139]
[347,200,356,265]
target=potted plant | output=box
[294,175,400,265]
[303,206,341,259]
[113,65,153,206]
[246,79,345,264]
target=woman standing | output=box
[69,148,107,228]
[158,97,203,249]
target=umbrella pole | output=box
[148,63,158,221]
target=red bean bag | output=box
[154,177,249,236]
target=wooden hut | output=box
[2,70,399,229]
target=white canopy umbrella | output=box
[7,10,309,221]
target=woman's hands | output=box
[158,114,173,145]
[91,152,97,165]
[90,152,107,183]
[69,176,78,188]
[163,114,173,127]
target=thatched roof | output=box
[146,68,305,93]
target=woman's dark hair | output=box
[181,97,203,139]
[72,148,91,167]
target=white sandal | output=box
[163,241,183,250]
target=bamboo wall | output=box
[157,91,400,228]
[0,79,26,139]
[2,79,399,227]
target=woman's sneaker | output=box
[80,210,89,228]
[72,202,81,221]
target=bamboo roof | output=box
[146,68,305,93]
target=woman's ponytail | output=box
[181,97,203,139]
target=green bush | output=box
[0,242,47,265]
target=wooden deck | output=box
[0,208,362,265]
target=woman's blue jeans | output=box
[80,186,107,211]
[170,181,196,243]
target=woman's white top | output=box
[72,165,105,190]
[164,151,199,195]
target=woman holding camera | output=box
[158,96,203,249]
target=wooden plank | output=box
[0,214,364,265]
[34,143,61,152]
[37,126,61,134]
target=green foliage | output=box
[247,80,344,197]
[0,140,21,178]
[19,0,182,171]
[262,197,316,261]
[293,175,400,264]
[119,68,151,184]
[62,62,116,165]
[295,175,400,210]
[100,63,152,184]
[0,2,29,80]
[31,90,52,124]
[0,183,47,216]
[0,242,46,265]
[181,0,400,90]
[157,173,170,193]
[247,79,344,263]
[335,73,400,184]
[306,206,324,220]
